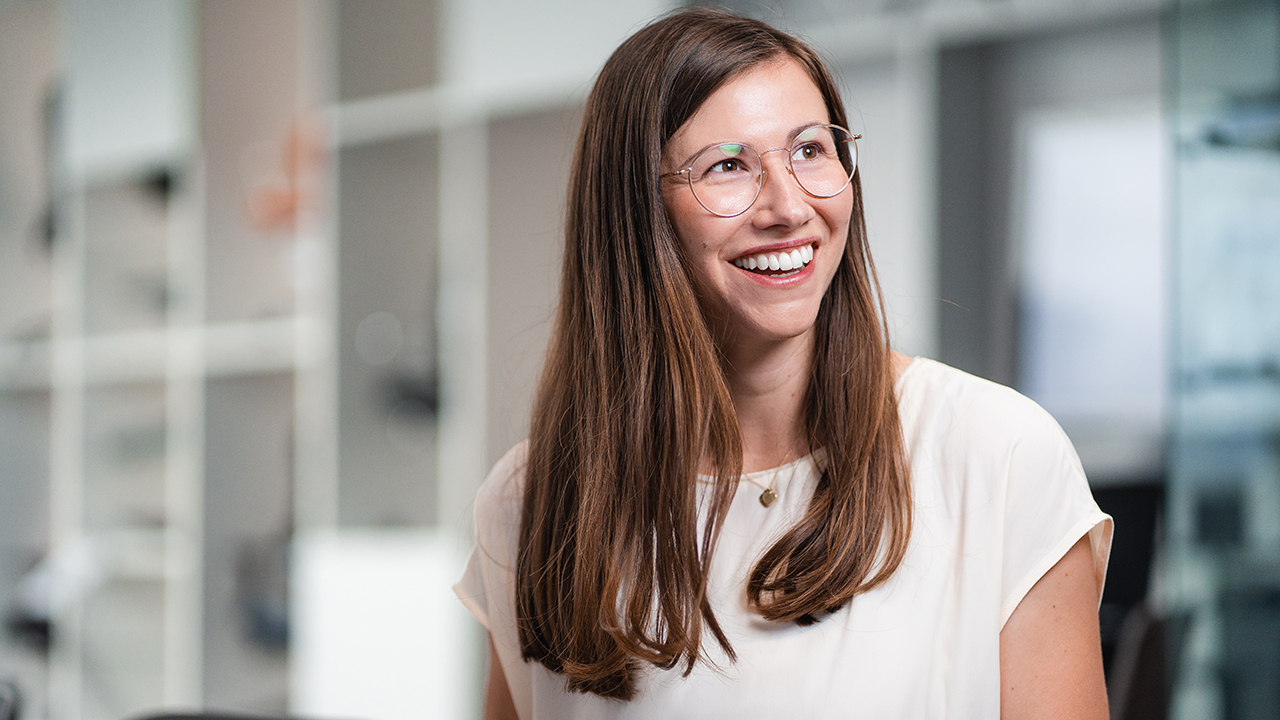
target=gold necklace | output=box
[741,442,803,507]
[743,475,779,507]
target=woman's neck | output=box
[720,331,815,474]
[717,333,916,474]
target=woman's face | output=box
[661,58,852,348]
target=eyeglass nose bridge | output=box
[747,147,813,212]
[757,145,801,183]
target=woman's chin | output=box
[711,310,822,350]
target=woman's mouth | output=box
[732,244,814,277]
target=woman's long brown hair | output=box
[516,8,912,700]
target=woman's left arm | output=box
[999,535,1109,720]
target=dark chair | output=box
[0,680,20,720]
[1107,606,1192,720]
[1092,482,1163,675]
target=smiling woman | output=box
[453,8,1113,719]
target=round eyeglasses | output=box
[661,124,860,218]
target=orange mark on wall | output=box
[244,120,326,233]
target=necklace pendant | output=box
[759,487,778,507]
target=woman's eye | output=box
[793,144,822,161]
[696,143,752,178]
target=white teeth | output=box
[733,245,816,274]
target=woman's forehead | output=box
[663,59,830,162]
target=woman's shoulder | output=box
[474,439,530,526]
[896,357,1075,460]
[896,360,1104,576]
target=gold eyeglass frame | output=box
[660,124,861,218]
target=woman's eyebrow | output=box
[784,122,827,143]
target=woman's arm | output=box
[484,634,519,720]
[999,535,1109,720]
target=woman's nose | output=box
[751,153,814,229]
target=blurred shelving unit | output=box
[0,0,334,717]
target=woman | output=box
[455,8,1112,719]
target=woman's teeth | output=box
[732,245,814,274]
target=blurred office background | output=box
[0,0,1276,718]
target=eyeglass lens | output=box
[686,125,857,217]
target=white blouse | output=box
[454,357,1113,719]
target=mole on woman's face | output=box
[661,58,852,348]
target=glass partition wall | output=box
[1166,0,1280,717]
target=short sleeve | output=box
[997,402,1113,628]
[455,541,493,629]
[453,441,535,720]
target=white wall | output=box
[443,0,675,103]
[62,0,194,181]
[840,54,937,358]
